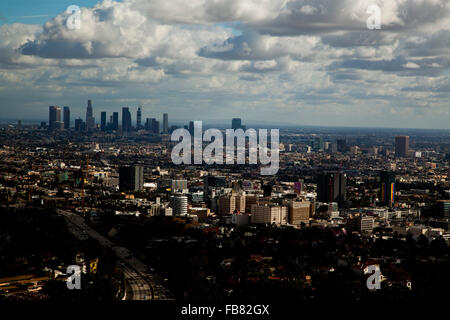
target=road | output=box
[57,209,173,300]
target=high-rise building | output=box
[49,106,63,131]
[346,215,374,233]
[163,113,169,133]
[112,112,119,131]
[63,106,70,129]
[203,175,227,202]
[170,194,188,215]
[232,118,242,130]
[86,100,95,131]
[74,118,84,131]
[119,165,144,191]
[218,195,236,215]
[122,107,132,132]
[380,171,395,206]
[316,171,347,208]
[235,194,246,213]
[288,201,311,226]
[395,136,409,157]
[100,112,107,131]
[146,118,160,134]
[251,204,287,225]
[137,107,142,129]
[337,139,347,153]
[312,137,324,152]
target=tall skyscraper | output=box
[137,107,142,129]
[49,106,62,131]
[100,112,107,131]
[122,107,131,132]
[119,165,144,191]
[170,194,188,215]
[232,118,242,130]
[312,137,324,152]
[86,100,95,131]
[316,171,347,208]
[337,139,347,153]
[112,112,119,131]
[163,113,169,133]
[63,106,70,129]
[395,136,409,157]
[146,118,160,134]
[380,171,395,207]
[75,118,84,131]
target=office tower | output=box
[74,118,83,131]
[203,175,227,202]
[235,194,246,213]
[119,165,144,191]
[159,179,188,193]
[251,204,287,225]
[337,139,347,153]
[63,106,70,129]
[346,215,374,233]
[112,112,119,130]
[436,200,450,219]
[312,137,324,152]
[100,112,107,132]
[163,113,168,133]
[170,194,188,215]
[329,143,338,153]
[288,201,311,225]
[122,107,132,132]
[17,120,22,130]
[395,136,409,157]
[49,106,63,130]
[218,195,236,215]
[232,118,242,130]
[316,171,347,208]
[86,100,95,131]
[146,118,159,134]
[137,107,142,129]
[188,121,194,135]
[380,171,395,207]
[152,119,160,134]
[262,184,272,197]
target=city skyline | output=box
[0,0,450,129]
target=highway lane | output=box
[57,209,173,300]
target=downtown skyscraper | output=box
[86,100,95,131]
[137,107,142,129]
[122,107,132,132]
[63,106,70,129]
[163,113,169,134]
[49,106,63,131]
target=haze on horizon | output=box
[0,0,449,129]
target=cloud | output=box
[0,0,449,128]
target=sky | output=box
[0,0,449,129]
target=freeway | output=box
[57,209,173,300]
